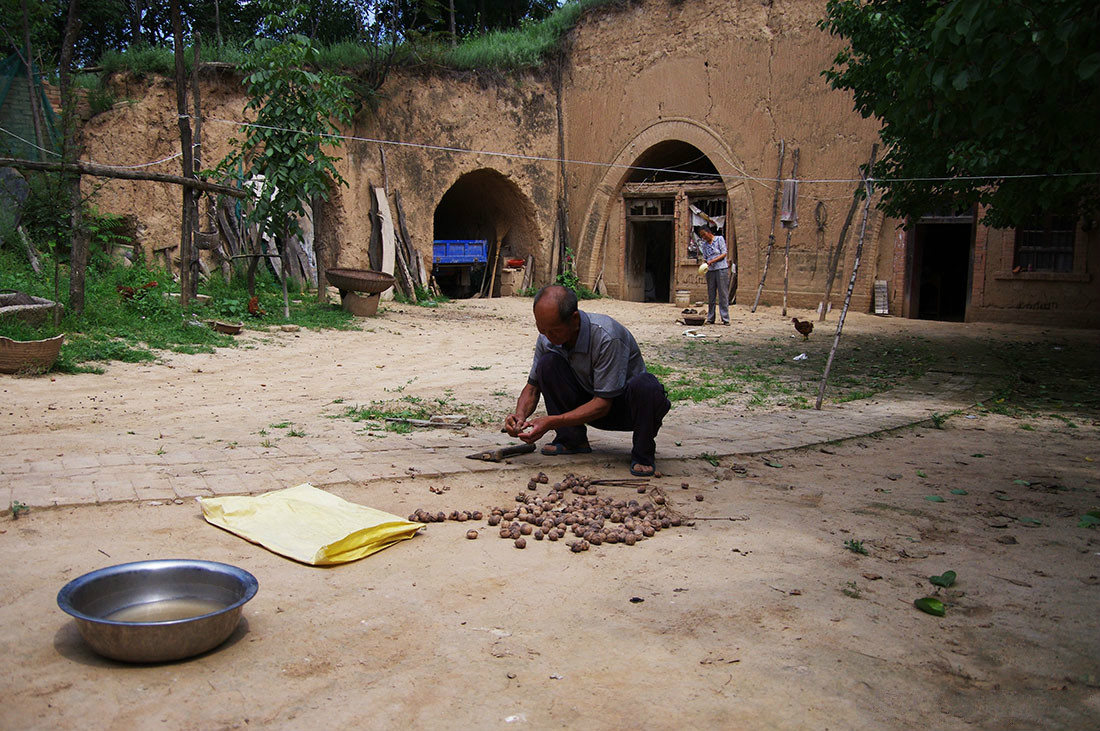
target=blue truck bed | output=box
[433,240,487,264]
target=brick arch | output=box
[574,118,758,288]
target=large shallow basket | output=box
[0,292,63,328]
[0,334,64,374]
[325,268,395,295]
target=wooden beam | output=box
[0,157,250,198]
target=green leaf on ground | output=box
[765,460,783,469]
[971,453,985,458]
[1019,517,1042,526]
[1078,514,1100,529]
[1013,479,1031,486]
[925,495,946,502]
[914,597,946,617]
[950,489,969,495]
[994,493,1014,501]
[929,570,957,587]
[917,469,927,478]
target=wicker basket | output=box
[210,320,243,335]
[0,334,65,375]
[325,268,395,295]
[0,293,64,328]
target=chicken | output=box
[116,281,157,301]
[247,296,266,317]
[792,317,813,340]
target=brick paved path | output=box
[2,370,985,510]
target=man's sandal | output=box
[630,463,656,477]
[541,442,593,456]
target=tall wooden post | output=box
[20,0,46,161]
[819,190,860,322]
[190,32,204,298]
[171,0,194,309]
[752,140,785,312]
[815,145,879,410]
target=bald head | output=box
[533,285,581,348]
[533,285,578,324]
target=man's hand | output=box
[515,415,553,444]
[504,413,530,438]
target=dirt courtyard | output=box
[1,297,1099,730]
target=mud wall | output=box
[969,224,1100,328]
[76,0,1096,327]
[560,0,888,311]
[81,68,560,283]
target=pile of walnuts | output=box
[489,473,682,551]
[409,472,685,551]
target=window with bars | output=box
[1014,215,1076,273]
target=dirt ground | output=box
[2,297,1099,730]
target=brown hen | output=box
[792,317,813,340]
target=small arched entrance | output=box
[432,168,539,298]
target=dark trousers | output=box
[534,352,671,467]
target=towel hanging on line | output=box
[780,179,799,229]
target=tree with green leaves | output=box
[820,0,1100,228]
[218,1,353,317]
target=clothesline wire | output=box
[6,116,1098,188]
[198,115,1100,187]
[0,124,186,169]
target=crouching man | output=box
[503,285,671,477]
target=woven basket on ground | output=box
[0,293,64,328]
[0,334,65,374]
[324,269,395,295]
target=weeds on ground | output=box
[335,394,492,433]
[394,286,450,308]
[844,539,869,555]
[0,230,356,373]
[698,452,720,467]
[929,410,962,429]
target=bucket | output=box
[674,290,691,307]
[341,291,381,317]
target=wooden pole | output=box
[815,145,879,411]
[752,140,785,312]
[781,147,799,317]
[0,158,249,197]
[379,146,389,191]
[59,0,85,319]
[394,190,425,288]
[171,0,194,309]
[487,235,500,297]
[190,32,203,299]
[818,185,862,322]
[20,0,46,161]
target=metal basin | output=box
[57,559,258,663]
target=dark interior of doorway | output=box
[915,223,971,321]
[631,220,673,302]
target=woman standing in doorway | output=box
[694,225,730,325]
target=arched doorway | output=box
[433,168,540,298]
[574,118,755,304]
[621,141,731,303]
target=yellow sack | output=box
[200,483,423,566]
